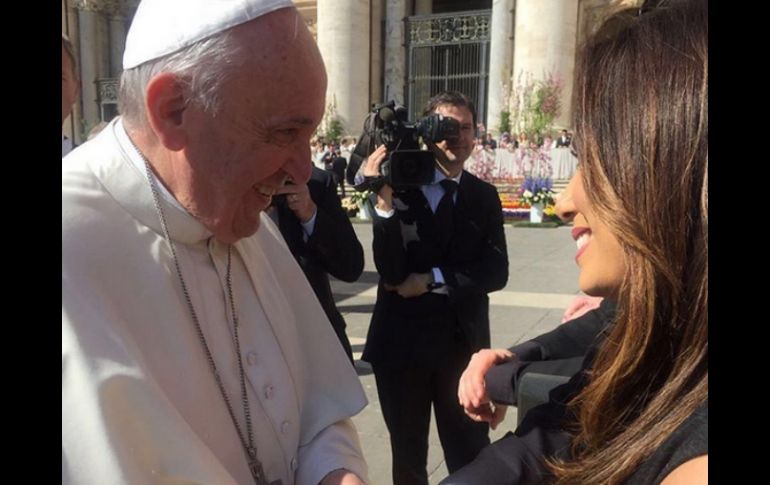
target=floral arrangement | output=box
[509,71,563,142]
[467,149,498,182]
[340,196,359,215]
[530,72,562,137]
[341,190,374,218]
[499,192,529,210]
[519,175,556,206]
[512,145,553,179]
[348,189,373,205]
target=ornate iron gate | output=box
[405,10,491,126]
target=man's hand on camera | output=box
[363,145,394,211]
[275,182,316,223]
[424,138,453,173]
[362,145,387,177]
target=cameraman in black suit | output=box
[271,166,364,364]
[360,91,509,484]
[331,154,347,196]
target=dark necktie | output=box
[435,179,458,247]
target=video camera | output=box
[347,101,460,191]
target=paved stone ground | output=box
[331,222,581,484]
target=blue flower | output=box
[519,175,555,206]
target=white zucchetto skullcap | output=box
[123,0,294,70]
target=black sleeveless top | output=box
[625,400,708,484]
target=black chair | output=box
[516,372,571,426]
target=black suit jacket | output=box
[555,136,571,148]
[331,156,347,183]
[362,170,509,367]
[275,167,364,338]
[440,302,617,485]
[440,353,592,485]
[485,300,616,405]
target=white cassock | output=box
[62,118,369,485]
[62,136,74,157]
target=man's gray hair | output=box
[118,31,246,128]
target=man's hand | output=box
[275,183,316,223]
[457,349,515,430]
[423,138,453,172]
[319,468,365,485]
[384,272,431,298]
[362,145,393,211]
[465,401,509,431]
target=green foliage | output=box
[498,110,511,134]
[80,118,96,142]
[528,72,562,137]
[319,96,346,144]
[325,117,344,143]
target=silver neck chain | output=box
[139,154,273,485]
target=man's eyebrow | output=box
[269,117,316,127]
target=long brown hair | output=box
[550,1,708,483]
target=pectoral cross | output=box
[247,446,282,485]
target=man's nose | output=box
[285,144,313,185]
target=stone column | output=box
[108,14,126,77]
[317,0,371,137]
[383,0,407,105]
[61,0,67,32]
[95,12,110,79]
[63,0,81,143]
[487,0,514,136]
[77,7,101,135]
[512,0,579,129]
[369,0,383,109]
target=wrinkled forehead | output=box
[223,15,326,121]
[238,8,318,63]
[237,17,325,89]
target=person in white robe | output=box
[62,1,369,484]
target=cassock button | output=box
[246,352,258,366]
[281,420,290,434]
[264,385,274,399]
[290,457,298,471]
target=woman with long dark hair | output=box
[446,1,707,483]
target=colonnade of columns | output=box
[315,0,580,137]
[63,0,589,143]
[63,0,134,144]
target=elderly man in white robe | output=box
[61,1,369,484]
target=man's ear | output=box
[145,72,188,151]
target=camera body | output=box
[352,100,460,190]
